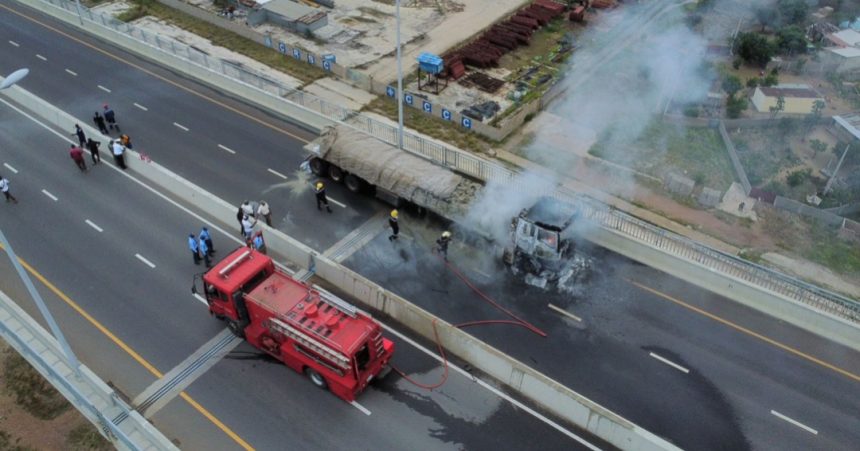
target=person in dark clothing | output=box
[93,112,108,134]
[236,206,245,236]
[72,124,86,147]
[86,138,101,164]
[435,231,452,261]
[188,234,201,265]
[388,209,399,241]
[103,104,118,131]
[69,144,87,171]
[120,134,133,149]
[315,181,332,213]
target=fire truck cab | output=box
[195,247,394,401]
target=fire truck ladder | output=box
[268,318,351,371]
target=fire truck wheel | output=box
[309,158,328,176]
[227,320,245,339]
[304,367,328,390]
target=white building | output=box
[751,84,824,114]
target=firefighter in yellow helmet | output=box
[315,181,332,213]
[388,209,399,241]
[436,230,452,261]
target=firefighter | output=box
[435,231,452,261]
[315,181,332,213]
[388,209,399,241]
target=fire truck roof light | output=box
[219,250,252,277]
[312,285,360,318]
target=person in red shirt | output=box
[69,144,87,172]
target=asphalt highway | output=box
[2,2,859,450]
[0,95,589,450]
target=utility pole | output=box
[396,0,404,150]
[823,143,850,196]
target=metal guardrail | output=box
[39,0,860,322]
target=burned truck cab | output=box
[503,197,578,280]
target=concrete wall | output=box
[1,78,679,451]
[774,196,846,227]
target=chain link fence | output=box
[39,0,860,322]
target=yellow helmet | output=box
[315,182,323,189]
[442,231,451,238]
[391,209,398,218]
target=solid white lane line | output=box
[41,189,58,201]
[378,322,601,450]
[3,163,18,174]
[547,303,582,322]
[218,144,236,154]
[85,219,103,233]
[135,253,156,269]
[193,293,207,305]
[65,68,77,76]
[134,102,148,111]
[328,196,346,208]
[35,54,47,61]
[97,85,111,93]
[8,40,19,47]
[350,401,371,416]
[267,168,288,179]
[649,352,690,374]
[173,122,189,132]
[770,410,818,435]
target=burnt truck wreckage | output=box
[303,125,591,288]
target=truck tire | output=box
[309,158,328,176]
[227,320,246,339]
[328,165,345,182]
[344,174,365,193]
[304,367,328,390]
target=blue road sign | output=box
[404,94,413,105]
[422,101,432,113]
[441,109,452,121]
[292,48,301,60]
[278,42,287,54]
[307,54,315,65]
[461,117,472,129]
[323,60,332,71]
[386,86,395,97]
[264,35,273,48]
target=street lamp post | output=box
[396,0,404,149]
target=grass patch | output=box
[589,121,736,191]
[802,224,860,274]
[0,430,37,451]
[66,424,111,451]
[363,97,492,154]
[3,349,69,420]
[120,0,327,85]
[738,248,764,264]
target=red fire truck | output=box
[193,247,394,401]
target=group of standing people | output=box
[188,227,215,266]
[235,200,270,254]
[69,104,132,172]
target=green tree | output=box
[776,25,808,55]
[810,139,827,158]
[770,95,785,120]
[726,94,748,118]
[734,32,776,67]
[754,6,774,31]
[805,99,826,133]
[763,71,779,86]
[722,74,743,97]
[747,77,759,88]
[778,0,809,25]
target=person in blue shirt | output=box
[200,227,214,256]
[188,234,200,265]
[198,235,211,267]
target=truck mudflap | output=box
[376,365,393,380]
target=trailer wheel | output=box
[309,158,328,176]
[328,165,345,182]
[304,367,328,390]
[227,320,245,339]
[344,174,365,193]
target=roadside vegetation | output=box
[116,0,327,84]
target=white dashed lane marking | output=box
[3,163,18,174]
[134,103,148,111]
[65,69,77,76]
[135,253,156,269]
[218,144,236,154]
[8,40,19,47]
[85,219,103,233]
[350,401,371,416]
[648,352,690,374]
[267,168,287,179]
[98,85,111,93]
[547,303,582,323]
[36,54,47,61]
[327,197,346,208]
[41,189,58,201]
[771,410,818,435]
[173,122,189,132]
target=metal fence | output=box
[38,0,860,321]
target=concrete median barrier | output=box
[2,83,679,450]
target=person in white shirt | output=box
[257,201,272,226]
[0,175,18,204]
[111,140,127,170]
